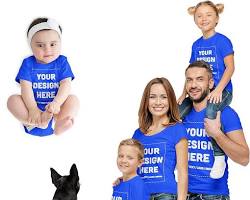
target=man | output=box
[182,60,249,200]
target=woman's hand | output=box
[112,177,122,186]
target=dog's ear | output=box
[69,164,80,193]
[50,168,62,187]
[69,164,79,182]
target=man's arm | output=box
[204,111,249,166]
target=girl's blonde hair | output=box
[119,138,144,160]
[188,1,224,16]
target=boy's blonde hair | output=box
[119,139,144,160]
[188,1,224,16]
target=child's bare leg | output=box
[54,95,79,135]
[7,94,30,125]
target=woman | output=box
[133,77,188,200]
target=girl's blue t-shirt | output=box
[15,55,74,106]
[190,32,234,92]
[112,176,149,200]
[183,106,242,195]
[132,122,187,195]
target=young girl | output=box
[178,1,235,179]
[112,138,149,200]
[7,18,79,136]
[133,78,188,200]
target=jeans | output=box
[179,89,232,156]
[187,193,230,200]
[150,193,177,200]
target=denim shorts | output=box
[187,193,230,200]
[150,193,177,200]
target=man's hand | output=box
[204,111,223,139]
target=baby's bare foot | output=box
[40,111,53,129]
[54,117,73,135]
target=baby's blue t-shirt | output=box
[190,32,234,92]
[15,55,74,136]
[15,55,74,106]
[112,176,149,200]
[133,123,187,195]
[183,106,242,195]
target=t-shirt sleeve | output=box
[58,56,75,81]
[221,107,242,134]
[15,59,32,83]
[132,128,140,140]
[173,123,188,145]
[219,35,234,58]
[189,43,195,63]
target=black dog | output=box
[51,164,80,200]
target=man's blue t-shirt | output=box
[15,55,74,136]
[112,176,149,200]
[132,123,187,195]
[190,32,234,92]
[183,106,242,195]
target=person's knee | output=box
[7,94,21,110]
[68,94,79,104]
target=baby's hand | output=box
[28,108,42,126]
[208,89,222,104]
[46,101,61,115]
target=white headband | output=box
[27,18,62,44]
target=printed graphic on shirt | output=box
[194,46,219,80]
[186,122,214,177]
[32,71,59,104]
[138,142,166,182]
[112,191,128,200]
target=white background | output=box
[0,0,249,199]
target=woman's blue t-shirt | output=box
[132,122,187,195]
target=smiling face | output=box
[117,145,143,180]
[194,4,219,37]
[185,67,214,103]
[148,83,169,118]
[31,29,61,64]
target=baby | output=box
[7,18,79,136]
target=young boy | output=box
[112,139,149,200]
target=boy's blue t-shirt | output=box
[15,55,74,106]
[190,32,234,92]
[112,176,149,200]
[183,106,242,195]
[15,55,74,136]
[132,123,187,195]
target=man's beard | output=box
[189,88,209,103]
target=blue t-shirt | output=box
[183,106,242,195]
[16,55,74,107]
[132,123,187,195]
[112,176,149,200]
[15,55,74,136]
[190,32,234,92]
